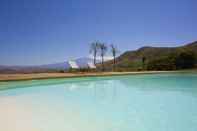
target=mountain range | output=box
[0,57,95,74]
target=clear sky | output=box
[0,0,197,65]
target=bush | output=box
[175,50,196,69]
[59,70,65,73]
[147,50,197,70]
[147,56,176,70]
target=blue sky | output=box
[0,0,197,65]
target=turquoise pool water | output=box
[0,73,197,131]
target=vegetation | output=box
[102,41,197,71]
[90,42,99,65]
[98,43,108,71]
[142,56,146,70]
[147,50,196,70]
[110,44,119,71]
[175,50,196,69]
[147,55,177,70]
[89,42,119,71]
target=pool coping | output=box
[0,70,196,82]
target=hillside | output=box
[103,41,197,71]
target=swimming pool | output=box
[0,73,197,131]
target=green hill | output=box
[102,41,197,71]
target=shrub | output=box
[147,56,176,70]
[175,50,196,69]
[147,50,197,70]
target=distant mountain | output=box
[0,57,95,74]
[38,57,95,69]
[102,41,197,71]
[37,62,69,70]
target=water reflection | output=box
[61,74,197,103]
[64,80,120,103]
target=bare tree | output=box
[110,44,119,71]
[90,42,99,65]
[98,43,108,71]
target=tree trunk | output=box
[113,56,115,71]
[94,52,96,65]
[102,55,104,71]
[94,55,96,65]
